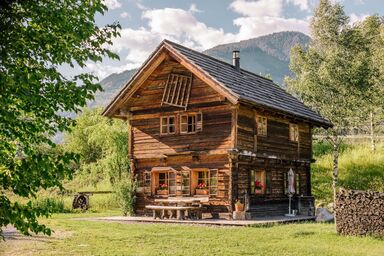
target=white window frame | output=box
[160,116,176,135]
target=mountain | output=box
[203,31,310,85]
[90,31,310,108]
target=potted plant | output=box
[195,183,209,195]
[255,180,264,194]
[157,183,168,195]
[235,199,244,212]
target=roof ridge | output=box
[163,39,273,82]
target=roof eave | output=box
[239,99,333,129]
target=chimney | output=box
[232,50,240,71]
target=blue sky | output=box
[77,0,384,79]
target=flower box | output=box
[157,189,168,196]
[195,189,209,195]
[255,189,263,194]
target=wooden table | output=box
[148,197,208,220]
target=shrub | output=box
[114,174,137,216]
[34,197,70,213]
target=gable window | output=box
[161,73,193,108]
[289,124,299,142]
[256,116,267,136]
[180,112,203,134]
[160,116,176,135]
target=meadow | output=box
[1,213,384,256]
[2,141,383,255]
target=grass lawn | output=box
[1,213,383,256]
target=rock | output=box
[316,207,334,222]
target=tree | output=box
[286,0,370,207]
[355,16,384,152]
[0,0,120,237]
[63,108,129,187]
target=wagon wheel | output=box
[73,194,89,210]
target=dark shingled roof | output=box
[164,40,332,128]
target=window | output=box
[181,171,191,196]
[161,73,193,108]
[197,171,209,186]
[143,171,151,195]
[180,112,203,134]
[250,170,266,195]
[168,171,176,196]
[256,116,267,136]
[191,169,217,196]
[209,169,218,195]
[289,124,299,142]
[160,116,176,135]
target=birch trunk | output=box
[370,111,376,152]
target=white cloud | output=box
[229,0,284,17]
[103,0,122,10]
[142,8,236,49]
[120,11,130,18]
[286,0,310,11]
[234,16,309,40]
[189,3,202,13]
[350,13,369,25]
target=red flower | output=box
[197,183,207,189]
[158,183,168,190]
[255,180,263,190]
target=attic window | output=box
[161,73,193,109]
[289,124,299,142]
[256,116,267,136]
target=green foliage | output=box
[33,197,68,214]
[312,142,384,204]
[63,108,129,187]
[0,0,120,236]
[114,174,137,216]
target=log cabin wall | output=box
[234,104,314,212]
[123,58,234,214]
[237,105,312,160]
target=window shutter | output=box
[196,112,203,132]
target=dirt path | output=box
[0,226,72,256]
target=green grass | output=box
[312,141,384,205]
[1,213,383,256]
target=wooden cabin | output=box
[103,40,332,218]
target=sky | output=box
[69,0,384,80]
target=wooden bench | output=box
[145,205,202,220]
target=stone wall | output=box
[335,189,384,236]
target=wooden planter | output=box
[195,189,209,195]
[255,188,263,194]
[157,189,168,196]
[235,203,244,212]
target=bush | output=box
[114,174,137,216]
[34,197,70,213]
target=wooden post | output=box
[228,149,239,216]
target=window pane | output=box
[169,124,175,133]
[181,115,188,133]
[209,169,217,195]
[182,171,190,195]
[168,172,176,195]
